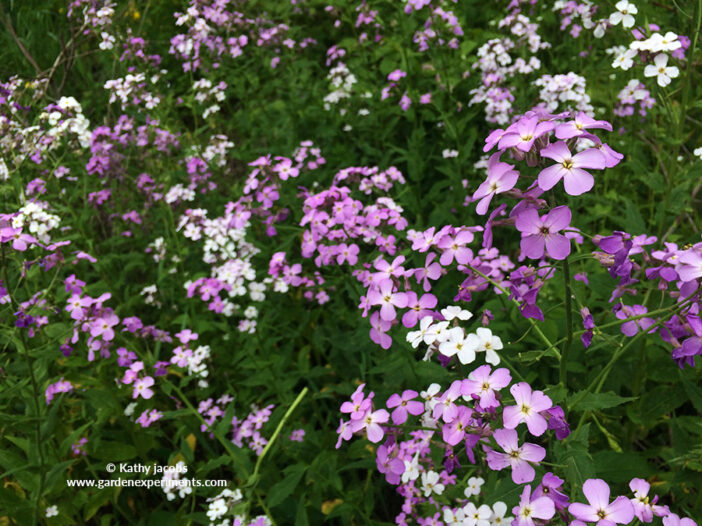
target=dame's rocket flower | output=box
[538,141,606,195]
[515,206,572,261]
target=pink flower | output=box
[555,112,613,140]
[663,514,697,526]
[351,408,389,443]
[503,382,553,436]
[414,252,442,291]
[485,428,545,483]
[629,478,668,522]
[538,141,606,195]
[175,329,198,344]
[498,117,554,152]
[473,154,520,215]
[442,406,473,446]
[462,365,511,408]
[512,485,555,526]
[65,295,92,321]
[336,243,360,265]
[437,229,475,265]
[367,279,408,321]
[515,206,572,260]
[386,390,424,424]
[369,311,392,349]
[401,292,437,328]
[90,311,119,340]
[133,376,155,400]
[569,479,635,525]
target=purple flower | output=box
[351,408,389,443]
[512,485,555,526]
[401,292,437,328]
[629,478,668,522]
[462,365,511,408]
[538,142,606,195]
[663,514,697,526]
[568,478,635,525]
[369,311,392,349]
[498,116,554,152]
[473,154,519,215]
[503,382,553,436]
[616,304,656,336]
[555,112,613,139]
[485,428,545,484]
[442,406,473,446]
[515,206,572,260]
[367,279,408,321]
[544,406,570,439]
[533,472,569,510]
[386,390,424,424]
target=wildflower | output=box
[386,390,424,424]
[463,365,511,408]
[464,327,503,365]
[629,478,669,521]
[503,382,553,436]
[46,506,58,518]
[489,502,514,526]
[515,206,572,261]
[464,476,485,497]
[473,154,520,215]
[609,1,637,29]
[485,428,545,483]
[133,376,155,399]
[538,142,606,195]
[420,470,445,497]
[644,54,679,87]
[569,478,635,525]
[555,112,613,139]
[512,485,555,526]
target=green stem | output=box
[560,257,573,388]
[250,387,309,484]
[467,265,561,360]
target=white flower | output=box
[423,320,450,346]
[593,20,607,38]
[609,1,637,28]
[45,505,58,517]
[463,502,492,526]
[464,476,485,497]
[644,53,679,87]
[612,49,636,70]
[420,383,442,411]
[439,327,468,359]
[441,305,473,321]
[420,470,445,497]
[465,327,502,365]
[694,147,702,159]
[648,32,682,52]
[124,402,137,417]
[444,507,466,525]
[401,459,420,483]
[490,502,514,526]
[442,149,459,158]
[407,316,434,348]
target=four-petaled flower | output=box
[515,205,572,261]
[569,478,635,526]
[538,141,606,196]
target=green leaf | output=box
[569,391,637,412]
[268,464,306,507]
